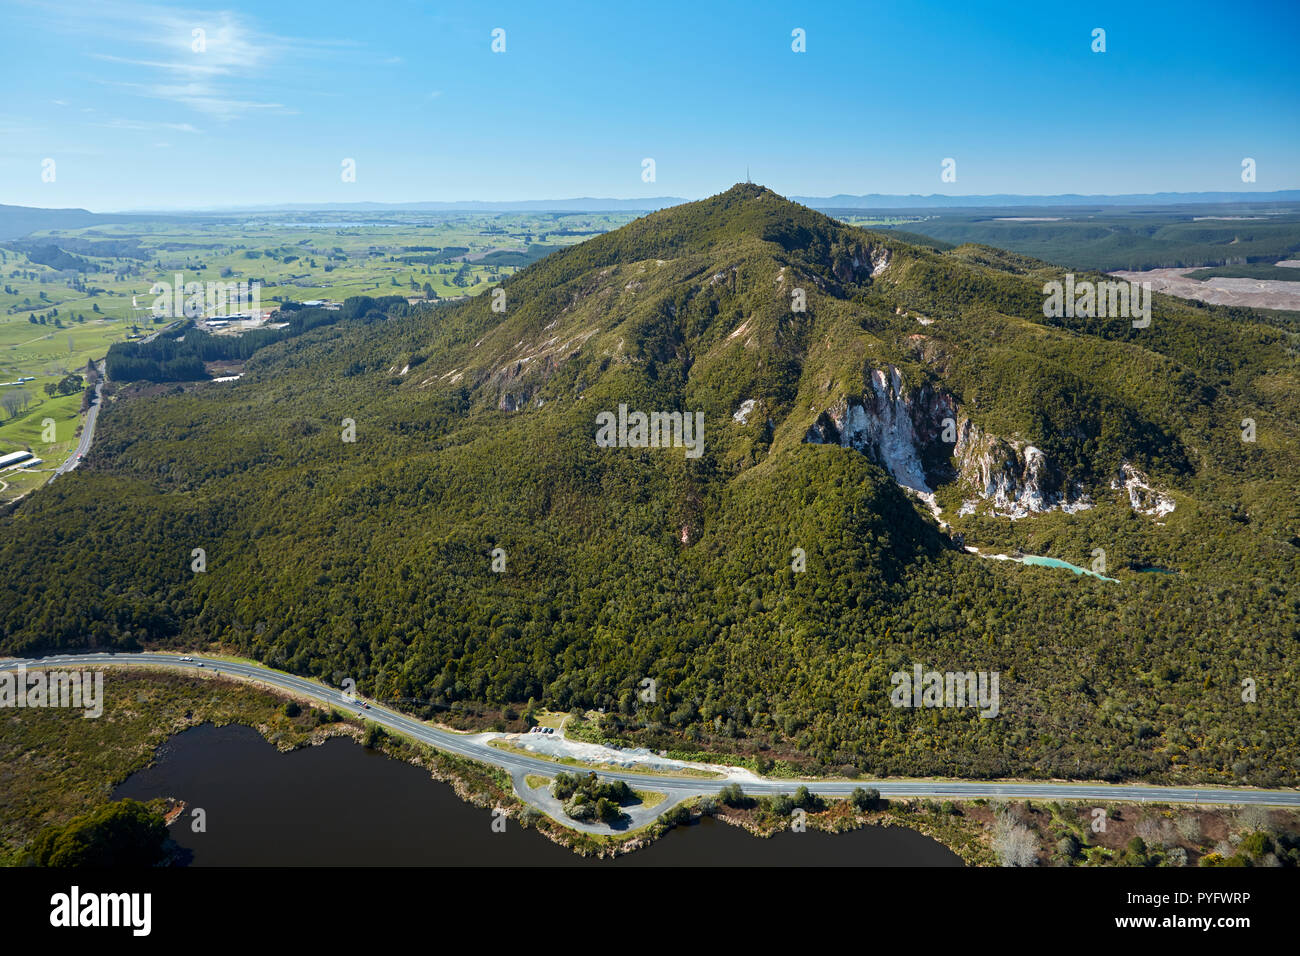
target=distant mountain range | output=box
[3,190,1299,239]
[0,204,127,240]
[795,190,1300,209]
[120,198,692,214]
[124,189,1300,214]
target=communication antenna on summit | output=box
[746,166,752,184]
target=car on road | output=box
[362,702,370,709]
[179,656,192,661]
[196,662,204,667]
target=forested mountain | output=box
[2,184,1296,786]
[0,204,139,240]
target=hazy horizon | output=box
[9,185,1300,217]
[3,0,1297,209]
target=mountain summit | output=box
[1,185,1296,785]
[406,183,1251,523]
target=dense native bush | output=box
[3,186,1297,787]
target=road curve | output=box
[51,360,105,479]
[4,652,1299,831]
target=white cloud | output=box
[18,0,353,121]
[101,79,286,120]
[97,118,204,134]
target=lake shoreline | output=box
[114,721,973,866]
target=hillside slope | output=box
[1,185,1296,786]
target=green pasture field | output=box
[0,210,640,499]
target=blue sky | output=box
[2,0,1297,210]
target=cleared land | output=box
[0,210,641,498]
[1108,266,1300,311]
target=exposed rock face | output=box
[472,325,601,409]
[866,246,890,277]
[952,419,1090,518]
[803,365,950,495]
[1112,462,1175,517]
[498,389,531,412]
[804,365,1091,519]
[831,242,891,284]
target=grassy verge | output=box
[633,789,667,810]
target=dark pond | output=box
[114,723,963,867]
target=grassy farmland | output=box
[0,210,640,498]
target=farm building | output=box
[0,450,36,470]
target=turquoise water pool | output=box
[1016,554,1119,583]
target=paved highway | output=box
[51,360,105,479]
[6,652,1299,828]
